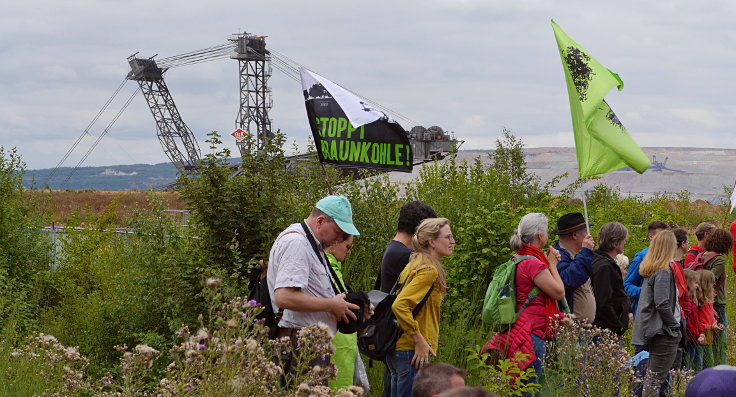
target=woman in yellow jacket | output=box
[388,217,454,397]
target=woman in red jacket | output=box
[683,268,701,371]
[483,213,565,386]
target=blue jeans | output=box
[684,341,703,372]
[522,334,546,397]
[386,350,419,397]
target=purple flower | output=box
[247,300,258,307]
[199,344,206,350]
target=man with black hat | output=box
[552,212,596,323]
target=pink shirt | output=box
[515,257,549,338]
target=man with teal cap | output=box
[268,195,361,338]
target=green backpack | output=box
[482,255,540,330]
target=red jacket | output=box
[684,244,703,268]
[698,303,716,345]
[685,299,700,340]
[482,256,561,371]
[670,262,693,321]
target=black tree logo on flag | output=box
[303,84,331,100]
[564,46,594,102]
[604,101,626,133]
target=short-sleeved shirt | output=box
[379,240,413,292]
[267,222,338,335]
[515,257,549,339]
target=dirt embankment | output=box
[25,190,188,226]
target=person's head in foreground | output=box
[437,386,498,397]
[412,362,466,397]
[685,365,736,396]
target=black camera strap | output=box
[300,221,346,295]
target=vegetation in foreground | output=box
[1,132,735,396]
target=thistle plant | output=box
[3,333,91,395]
[465,346,541,396]
[544,319,634,397]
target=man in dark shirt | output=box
[377,201,437,292]
[376,200,436,397]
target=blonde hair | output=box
[411,217,450,292]
[683,268,699,304]
[639,230,676,278]
[697,269,716,304]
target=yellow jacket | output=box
[392,255,444,351]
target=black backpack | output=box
[247,260,279,338]
[358,269,434,361]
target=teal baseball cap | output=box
[315,195,360,236]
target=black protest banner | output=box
[300,69,413,173]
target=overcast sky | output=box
[1,1,734,170]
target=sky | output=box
[1,1,734,170]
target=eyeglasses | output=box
[438,234,455,241]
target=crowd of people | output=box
[265,194,735,397]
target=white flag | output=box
[299,67,399,128]
[730,184,736,213]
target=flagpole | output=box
[582,190,591,235]
[320,163,334,195]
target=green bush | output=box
[0,147,51,336]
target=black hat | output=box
[337,290,370,334]
[552,212,592,235]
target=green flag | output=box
[552,20,650,178]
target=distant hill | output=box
[386,147,736,203]
[24,162,180,190]
[24,148,736,203]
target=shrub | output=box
[0,147,52,335]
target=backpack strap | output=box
[395,263,436,317]
[519,286,541,312]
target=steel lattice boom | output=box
[126,56,201,171]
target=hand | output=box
[628,313,634,324]
[329,293,359,323]
[410,333,436,369]
[582,234,595,250]
[546,246,561,266]
[713,322,724,332]
[698,333,706,345]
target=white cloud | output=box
[1,0,735,169]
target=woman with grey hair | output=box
[483,213,564,386]
[590,222,630,336]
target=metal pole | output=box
[320,163,334,195]
[582,191,590,235]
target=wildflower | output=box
[247,299,258,307]
[206,277,220,290]
[176,325,190,338]
[135,344,159,356]
[245,338,259,353]
[39,333,59,345]
[194,328,209,342]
